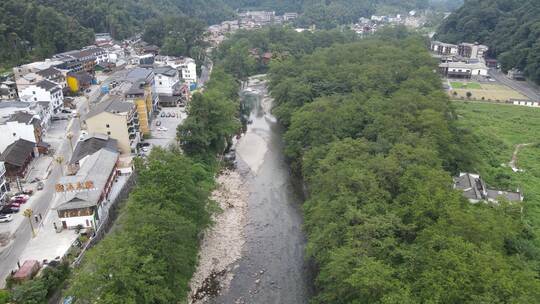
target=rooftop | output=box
[35,79,61,93]
[70,134,118,165]
[85,98,135,120]
[0,139,35,166]
[56,148,119,211]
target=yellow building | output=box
[125,82,155,135]
[84,97,140,155]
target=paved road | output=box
[0,90,92,287]
[199,60,213,89]
[489,69,540,101]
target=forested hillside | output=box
[0,0,234,68]
[436,0,540,83]
[268,29,540,302]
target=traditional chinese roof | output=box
[55,148,118,212]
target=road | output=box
[489,69,540,101]
[198,60,213,89]
[0,87,94,287]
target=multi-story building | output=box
[430,41,459,56]
[12,59,64,83]
[124,68,157,135]
[54,47,108,73]
[154,66,181,95]
[55,147,119,229]
[153,66,186,107]
[0,162,8,204]
[19,80,64,114]
[35,67,67,90]
[458,43,488,60]
[155,56,197,85]
[0,112,42,153]
[0,81,17,100]
[84,97,141,155]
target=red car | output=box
[10,195,29,204]
[8,201,22,208]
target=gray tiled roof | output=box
[69,134,118,165]
[36,67,62,78]
[36,79,61,93]
[7,112,36,124]
[85,98,135,120]
[153,66,177,77]
[0,139,35,166]
[56,148,118,211]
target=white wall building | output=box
[153,66,181,95]
[0,112,41,153]
[155,56,197,84]
[0,162,8,203]
[20,80,64,114]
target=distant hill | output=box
[436,0,540,83]
[0,0,234,68]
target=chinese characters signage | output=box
[55,181,95,193]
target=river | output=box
[191,75,311,304]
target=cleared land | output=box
[450,81,482,89]
[455,101,540,245]
[449,82,528,101]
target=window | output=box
[12,133,16,137]
[34,98,37,101]
[106,124,110,128]
[32,91,36,94]
[107,131,111,135]
[159,82,162,85]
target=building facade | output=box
[19,80,64,114]
[85,98,140,155]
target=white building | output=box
[54,148,119,229]
[153,66,181,95]
[0,112,41,153]
[439,61,488,78]
[20,80,64,114]
[430,41,459,56]
[155,56,197,84]
[0,81,18,100]
[0,162,7,204]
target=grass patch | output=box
[449,83,527,101]
[455,101,540,245]
[450,82,482,90]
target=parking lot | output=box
[144,106,187,151]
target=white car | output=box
[0,214,13,223]
[157,127,168,132]
[141,146,150,152]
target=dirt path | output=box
[509,143,534,172]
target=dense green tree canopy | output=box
[267,30,540,303]
[68,149,215,303]
[436,0,540,83]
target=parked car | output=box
[1,206,19,214]
[156,120,162,126]
[157,127,168,132]
[37,182,44,191]
[22,189,33,195]
[160,112,166,118]
[0,214,13,223]
[12,194,29,201]
[141,146,150,152]
[8,202,22,208]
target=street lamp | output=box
[66,132,74,153]
[55,155,65,175]
[23,208,36,238]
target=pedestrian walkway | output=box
[18,173,130,263]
